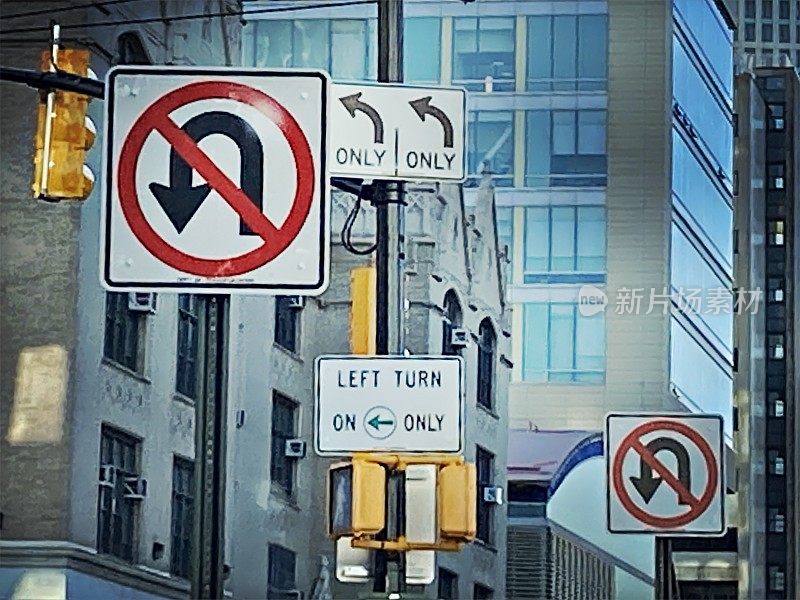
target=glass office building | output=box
[242,0,734,436]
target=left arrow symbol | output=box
[340,92,384,144]
[409,96,454,148]
[367,414,394,431]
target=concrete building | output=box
[734,66,800,600]
[728,0,800,70]
[1,1,510,599]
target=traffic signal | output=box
[350,266,376,354]
[32,49,96,201]
[328,458,386,538]
[438,462,477,542]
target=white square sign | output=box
[330,82,466,181]
[314,355,464,455]
[101,66,330,294]
[606,413,725,535]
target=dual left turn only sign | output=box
[101,67,466,295]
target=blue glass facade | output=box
[671,0,734,436]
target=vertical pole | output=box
[374,0,404,595]
[191,295,229,599]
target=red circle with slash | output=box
[117,80,315,277]
[612,420,718,528]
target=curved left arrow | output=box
[340,92,384,144]
[149,111,264,235]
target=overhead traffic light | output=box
[32,49,96,201]
[328,458,386,538]
[438,462,477,542]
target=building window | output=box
[473,583,494,599]
[476,446,494,544]
[270,392,297,496]
[170,456,194,579]
[745,22,756,41]
[745,0,756,18]
[768,277,785,303]
[525,110,607,187]
[768,163,785,190]
[477,319,496,410]
[768,104,785,130]
[97,425,140,562]
[496,207,514,282]
[452,17,515,91]
[467,111,514,187]
[768,392,785,417]
[768,508,785,532]
[176,295,200,398]
[437,568,458,600]
[248,19,375,80]
[103,292,144,372]
[779,23,790,42]
[522,303,605,383]
[768,450,785,475]
[768,220,785,246]
[267,544,296,599]
[527,15,608,92]
[778,0,790,18]
[523,206,605,281]
[762,0,773,18]
[275,296,300,352]
[442,290,463,355]
[762,23,774,42]
[768,565,785,592]
[404,18,441,83]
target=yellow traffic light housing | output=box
[328,459,386,538]
[32,49,96,201]
[438,462,477,542]
[350,265,376,354]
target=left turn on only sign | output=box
[101,67,330,294]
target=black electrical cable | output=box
[341,189,377,255]
[0,0,377,36]
[2,0,134,21]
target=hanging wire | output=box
[0,0,377,36]
[3,0,134,21]
[341,188,377,256]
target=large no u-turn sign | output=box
[606,413,725,535]
[101,67,330,294]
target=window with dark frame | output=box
[170,456,194,579]
[176,294,200,398]
[437,568,458,599]
[452,17,516,91]
[97,425,140,562]
[768,163,785,190]
[267,544,297,599]
[275,296,300,352]
[476,446,494,544]
[768,104,785,130]
[473,582,494,599]
[442,290,463,355]
[477,319,496,410]
[103,292,144,372]
[270,392,297,496]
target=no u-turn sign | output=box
[606,413,725,535]
[101,66,330,294]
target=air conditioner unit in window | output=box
[482,485,504,506]
[99,464,116,487]
[285,439,307,458]
[128,292,157,313]
[123,476,148,500]
[287,296,306,309]
[450,328,469,349]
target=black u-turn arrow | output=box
[339,92,384,144]
[629,437,692,505]
[409,96,454,148]
[149,111,264,235]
